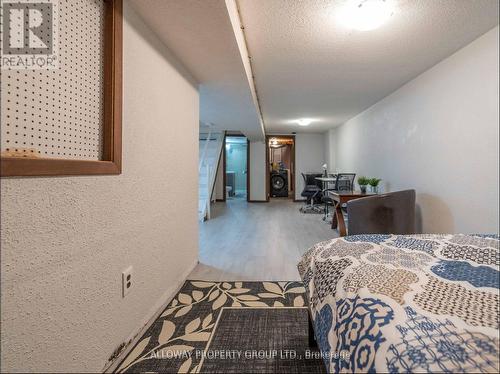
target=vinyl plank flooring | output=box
[190,198,338,281]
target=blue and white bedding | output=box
[298,234,500,373]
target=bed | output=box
[298,234,499,373]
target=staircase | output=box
[199,129,224,221]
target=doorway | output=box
[225,136,249,200]
[266,135,295,200]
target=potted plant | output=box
[358,176,370,193]
[368,178,382,193]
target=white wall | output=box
[328,26,499,234]
[295,133,326,200]
[249,140,267,201]
[324,128,336,173]
[0,3,199,372]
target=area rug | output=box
[115,281,326,373]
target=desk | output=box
[327,190,376,236]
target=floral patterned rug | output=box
[115,280,325,373]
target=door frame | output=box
[223,134,250,202]
[265,135,296,202]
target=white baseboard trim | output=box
[103,259,199,373]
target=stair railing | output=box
[198,130,223,221]
[206,164,212,220]
[199,128,212,172]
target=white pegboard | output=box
[1,0,105,160]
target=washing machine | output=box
[270,170,288,197]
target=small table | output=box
[315,177,337,184]
[314,176,337,193]
[327,190,376,236]
[315,177,337,219]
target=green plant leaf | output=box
[368,177,382,187]
[357,176,370,185]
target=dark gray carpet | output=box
[115,281,325,373]
[199,308,326,373]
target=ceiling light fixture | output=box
[339,0,395,31]
[296,118,313,127]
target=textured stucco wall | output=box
[0,3,199,372]
[330,27,499,234]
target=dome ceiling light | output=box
[338,0,395,31]
[295,118,314,127]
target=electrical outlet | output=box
[122,266,133,297]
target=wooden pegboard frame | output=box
[1,0,122,176]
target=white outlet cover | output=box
[122,266,133,297]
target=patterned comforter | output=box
[298,234,499,373]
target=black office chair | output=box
[300,173,323,213]
[322,173,356,222]
[335,173,356,191]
